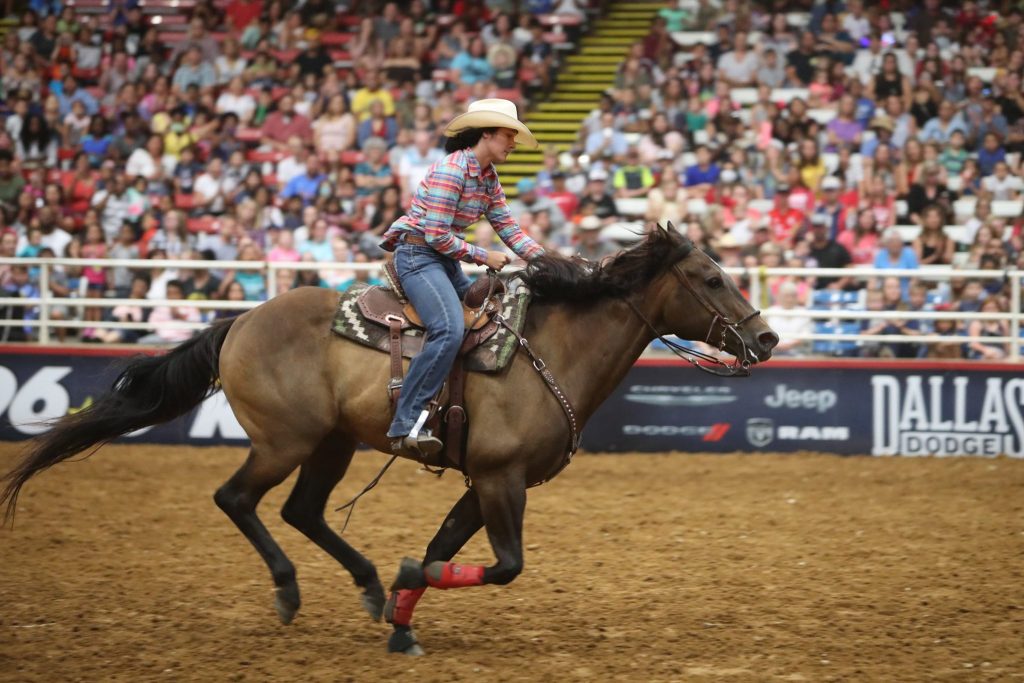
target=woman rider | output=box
[379,98,545,459]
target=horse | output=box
[1,226,778,655]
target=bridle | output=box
[625,263,762,377]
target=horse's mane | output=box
[519,225,694,302]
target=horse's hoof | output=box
[361,581,386,622]
[389,557,427,591]
[388,627,425,656]
[274,584,301,625]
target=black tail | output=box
[1,317,237,521]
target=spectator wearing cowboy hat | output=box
[574,214,619,263]
[576,167,619,225]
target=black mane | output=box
[519,226,694,302]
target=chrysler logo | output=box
[625,385,737,407]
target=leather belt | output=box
[402,234,429,247]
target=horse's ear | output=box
[665,221,674,232]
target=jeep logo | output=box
[764,384,837,413]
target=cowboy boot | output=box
[390,430,443,461]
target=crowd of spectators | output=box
[0,0,1022,359]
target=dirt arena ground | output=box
[0,444,1021,682]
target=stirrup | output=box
[390,432,444,460]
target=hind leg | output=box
[214,448,303,625]
[281,432,385,621]
[385,488,485,655]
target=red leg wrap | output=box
[388,587,426,626]
[424,561,485,589]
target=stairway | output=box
[505,1,667,197]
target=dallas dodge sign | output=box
[871,375,1024,456]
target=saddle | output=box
[355,261,507,472]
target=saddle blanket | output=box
[331,277,532,373]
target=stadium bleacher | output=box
[0,0,1021,359]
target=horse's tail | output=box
[1,317,237,522]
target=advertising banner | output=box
[0,348,246,445]
[584,360,1024,457]
[0,348,1021,457]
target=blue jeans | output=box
[386,243,471,438]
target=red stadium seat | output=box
[263,173,278,187]
[320,32,354,47]
[494,89,523,106]
[139,0,197,7]
[339,150,364,165]
[187,216,216,233]
[273,49,300,63]
[175,193,196,210]
[157,31,186,44]
[246,150,284,164]
[73,67,101,82]
[236,127,263,143]
[148,14,189,26]
[537,14,584,27]
[57,148,77,162]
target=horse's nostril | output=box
[759,331,780,350]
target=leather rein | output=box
[624,264,761,378]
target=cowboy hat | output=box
[869,116,894,132]
[444,98,539,150]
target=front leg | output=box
[386,473,527,654]
[386,487,485,655]
[395,473,526,590]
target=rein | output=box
[625,264,760,378]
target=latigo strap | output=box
[386,314,404,404]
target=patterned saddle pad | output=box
[331,277,532,373]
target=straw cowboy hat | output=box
[444,98,539,150]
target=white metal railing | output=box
[0,258,1020,359]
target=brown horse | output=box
[1,227,778,655]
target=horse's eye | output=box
[706,276,723,289]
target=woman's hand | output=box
[485,251,510,270]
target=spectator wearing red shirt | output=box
[837,208,881,265]
[768,185,804,248]
[260,95,313,152]
[546,171,578,221]
[225,0,264,35]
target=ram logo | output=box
[746,418,775,447]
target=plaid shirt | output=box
[380,149,544,265]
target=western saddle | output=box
[355,260,506,471]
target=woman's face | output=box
[481,128,517,165]
[858,210,875,231]
[227,282,246,301]
[329,94,345,115]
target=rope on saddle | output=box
[494,314,581,487]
